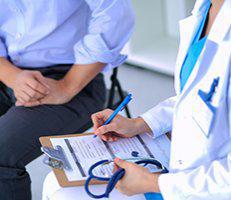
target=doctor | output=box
[92,0,231,199]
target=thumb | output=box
[114,157,128,169]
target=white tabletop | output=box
[42,172,146,200]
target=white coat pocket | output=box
[192,77,220,137]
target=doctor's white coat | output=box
[141,0,231,199]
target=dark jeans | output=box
[0,65,106,200]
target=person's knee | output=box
[0,114,30,168]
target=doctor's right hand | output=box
[91,109,152,141]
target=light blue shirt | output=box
[0,0,135,70]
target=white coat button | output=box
[178,160,183,165]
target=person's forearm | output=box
[61,62,105,97]
[0,57,22,88]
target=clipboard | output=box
[40,133,103,187]
[40,132,171,188]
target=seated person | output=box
[43,0,231,199]
[0,1,135,200]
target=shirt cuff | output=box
[141,112,171,139]
[74,34,127,71]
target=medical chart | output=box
[50,133,171,182]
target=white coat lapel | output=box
[207,0,231,43]
[174,15,202,93]
[176,0,230,106]
[174,0,210,93]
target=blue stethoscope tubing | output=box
[84,159,168,199]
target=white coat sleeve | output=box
[158,65,231,200]
[141,96,177,138]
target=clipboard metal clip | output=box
[41,145,72,171]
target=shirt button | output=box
[12,7,20,13]
[15,33,22,39]
[8,45,17,52]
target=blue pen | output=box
[94,94,132,138]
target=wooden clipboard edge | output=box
[39,133,104,187]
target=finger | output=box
[15,100,24,106]
[113,164,119,173]
[111,135,119,142]
[16,90,32,102]
[91,113,105,132]
[114,158,127,169]
[107,133,118,142]
[95,123,116,135]
[22,100,41,107]
[23,84,46,100]
[27,77,49,95]
[99,134,109,141]
[33,71,50,89]
[92,109,113,132]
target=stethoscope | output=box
[84,151,168,199]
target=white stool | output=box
[42,172,146,200]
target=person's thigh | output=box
[0,76,106,168]
[0,84,12,116]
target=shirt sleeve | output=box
[74,0,135,70]
[0,38,7,57]
[141,96,177,138]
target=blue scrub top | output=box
[180,1,211,91]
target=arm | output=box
[74,0,135,70]
[159,152,231,199]
[141,96,177,138]
[91,96,177,140]
[158,70,231,200]
[17,62,105,106]
[18,0,135,107]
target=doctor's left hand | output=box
[114,158,161,196]
[15,78,74,107]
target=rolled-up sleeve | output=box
[0,38,7,57]
[74,0,135,70]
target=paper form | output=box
[50,133,170,182]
